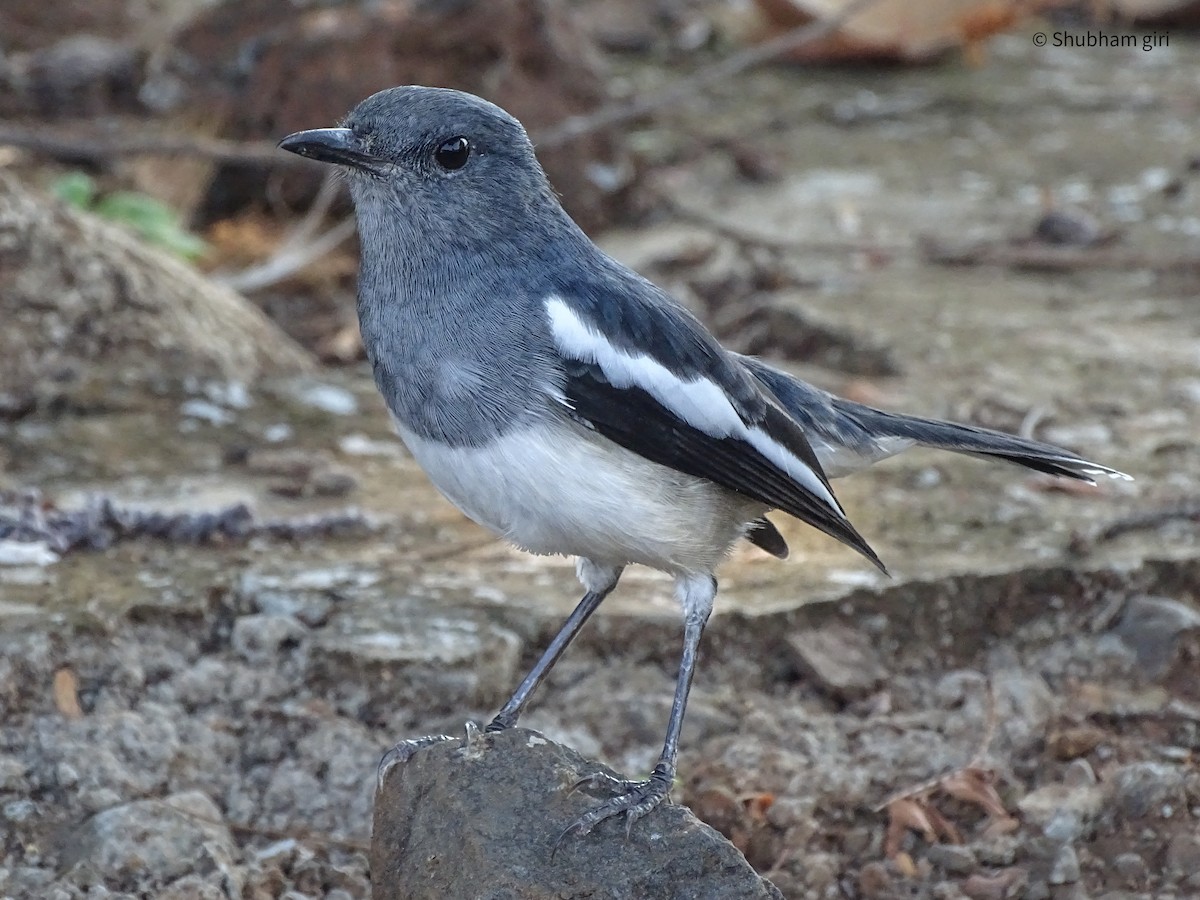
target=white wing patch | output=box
[545,296,843,516]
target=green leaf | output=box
[51,171,98,209]
[95,191,208,260]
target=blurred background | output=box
[2,1,1199,898]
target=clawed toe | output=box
[553,764,674,855]
[569,769,638,796]
[376,733,454,789]
[377,721,485,789]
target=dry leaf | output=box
[885,797,937,856]
[981,815,1021,838]
[940,767,1011,821]
[742,792,776,822]
[750,0,1043,64]
[1047,724,1106,760]
[53,667,83,720]
[922,801,965,844]
[893,850,919,878]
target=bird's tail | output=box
[737,355,1130,484]
[828,399,1131,484]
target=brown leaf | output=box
[893,850,919,879]
[922,802,965,845]
[1047,724,1106,760]
[742,792,776,823]
[963,867,1029,900]
[982,815,1021,838]
[750,0,1040,64]
[886,797,938,855]
[53,667,83,720]
[940,767,1011,821]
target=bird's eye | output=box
[434,136,470,171]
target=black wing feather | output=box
[747,517,789,559]
[562,361,884,571]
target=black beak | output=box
[277,128,379,171]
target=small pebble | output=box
[231,614,308,664]
[1112,851,1148,887]
[926,843,978,875]
[1109,762,1185,819]
[288,381,358,416]
[180,399,234,425]
[1165,832,1200,876]
[1048,844,1081,884]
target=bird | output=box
[278,86,1129,840]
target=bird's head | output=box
[278,86,560,243]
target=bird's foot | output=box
[556,762,674,850]
[483,711,515,733]
[376,721,481,790]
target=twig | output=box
[0,127,307,168]
[967,676,997,769]
[535,0,882,149]
[217,171,357,292]
[183,808,370,853]
[1017,405,1049,441]
[282,170,343,251]
[218,215,357,292]
[922,236,1200,274]
[1076,501,1200,552]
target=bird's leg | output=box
[560,574,715,842]
[379,561,621,787]
[486,560,622,733]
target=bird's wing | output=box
[541,286,884,571]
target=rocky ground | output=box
[3,18,1200,900]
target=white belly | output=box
[393,419,761,574]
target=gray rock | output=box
[285,379,359,416]
[974,834,1019,867]
[1114,595,1200,679]
[783,623,888,700]
[0,754,27,792]
[254,588,336,628]
[61,791,233,887]
[231,613,308,664]
[1164,832,1200,877]
[1108,761,1186,819]
[991,668,1056,754]
[926,843,978,875]
[1018,782,1103,840]
[311,612,521,715]
[961,867,1028,900]
[372,727,783,899]
[4,799,38,823]
[1048,844,1080,884]
[252,720,376,836]
[158,874,232,899]
[30,707,182,812]
[1111,851,1148,888]
[1062,758,1097,787]
[0,173,313,404]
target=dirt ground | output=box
[3,25,1200,900]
